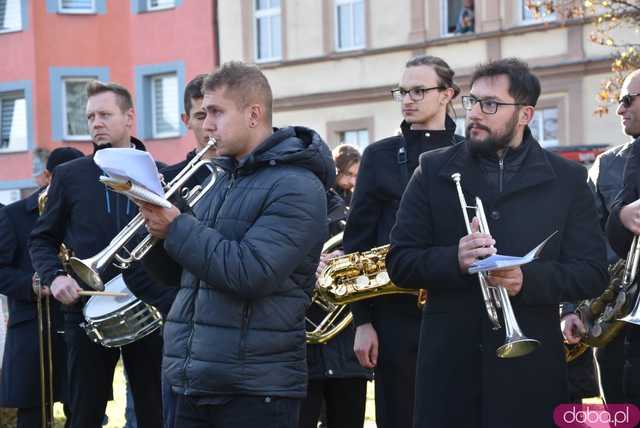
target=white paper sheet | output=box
[468,231,558,274]
[94,148,164,197]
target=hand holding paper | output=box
[468,231,558,274]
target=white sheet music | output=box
[94,148,164,196]
[468,231,557,274]
[94,148,170,207]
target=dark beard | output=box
[467,113,518,156]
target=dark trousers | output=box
[373,308,420,428]
[175,395,301,428]
[298,377,367,428]
[63,313,163,428]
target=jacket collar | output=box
[400,115,457,146]
[25,187,45,213]
[438,127,556,202]
[92,136,146,154]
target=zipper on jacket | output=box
[239,303,251,360]
[498,158,504,193]
[181,173,236,392]
[213,173,236,228]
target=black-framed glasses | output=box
[619,93,640,108]
[391,86,445,102]
[461,95,527,115]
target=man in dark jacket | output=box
[603,69,640,407]
[343,54,462,428]
[123,73,217,428]
[561,142,633,403]
[0,147,83,427]
[138,62,333,428]
[30,81,163,428]
[387,58,608,428]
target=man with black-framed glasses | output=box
[343,54,464,428]
[387,58,607,427]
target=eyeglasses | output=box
[461,95,527,115]
[391,86,444,102]
[619,93,640,108]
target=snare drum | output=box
[82,274,162,348]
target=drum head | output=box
[83,274,136,318]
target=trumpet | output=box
[452,172,540,358]
[69,138,218,290]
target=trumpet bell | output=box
[496,337,540,359]
[69,256,105,291]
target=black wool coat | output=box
[0,190,67,407]
[387,134,608,428]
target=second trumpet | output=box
[452,172,540,358]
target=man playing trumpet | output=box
[387,58,608,428]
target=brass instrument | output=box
[316,242,418,306]
[69,138,218,290]
[566,236,640,362]
[307,232,419,344]
[35,187,55,428]
[452,172,540,358]
[306,232,354,344]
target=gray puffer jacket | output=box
[162,126,335,398]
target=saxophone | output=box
[306,234,421,344]
[565,245,638,362]
[316,242,418,306]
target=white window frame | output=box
[0,0,23,34]
[150,73,180,139]
[519,0,557,25]
[61,77,93,141]
[529,107,559,147]
[253,0,282,63]
[334,0,365,52]
[440,0,454,37]
[0,91,28,153]
[146,0,175,12]
[58,0,96,14]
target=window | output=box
[58,0,95,13]
[254,0,282,62]
[335,0,365,51]
[147,0,174,11]
[150,73,180,138]
[50,67,109,142]
[441,0,474,36]
[62,78,93,140]
[135,61,184,140]
[0,92,27,152]
[529,107,558,147]
[339,129,369,151]
[521,0,556,24]
[0,0,22,33]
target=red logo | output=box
[554,404,640,427]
